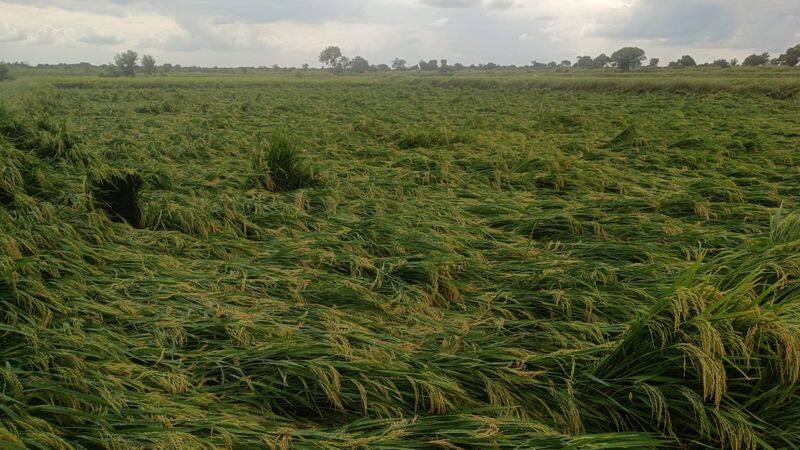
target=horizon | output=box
[1,0,798,68]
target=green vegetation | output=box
[0,64,10,81]
[1,69,800,448]
[251,132,319,192]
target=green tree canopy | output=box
[778,44,800,67]
[593,53,613,68]
[677,55,697,67]
[141,54,156,75]
[113,50,139,77]
[611,47,646,71]
[743,53,770,66]
[318,46,342,68]
[349,56,370,73]
[574,56,594,69]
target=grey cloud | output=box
[2,0,799,67]
[421,0,481,8]
[1,0,128,17]
[157,0,361,24]
[79,33,124,45]
[486,0,519,9]
[594,0,736,44]
[1,0,361,24]
[591,0,800,52]
[0,25,26,42]
[27,28,61,45]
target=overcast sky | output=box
[1,0,798,67]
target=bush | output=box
[252,132,318,192]
[0,64,10,81]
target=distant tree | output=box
[611,47,646,71]
[648,58,659,68]
[439,59,455,74]
[531,60,548,69]
[777,44,800,67]
[336,56,350,72]
[730,58,739,67]
[349,56,370,73]
[0,63,9,81]
[374,64,390,71]
[710,59,730,68]
[140,54,156,75]
[560,60,572,68]
[114,49,139,76]
[743,53,770,66]
[319,46,343,68]
[159,63,173,74]
[680,55,697,67]
[668,54,697,68]
[484,62,499,69]
[418,59,439,71]
[546,61,557,69]
[593,53,613,68]
[453,62,464,70]
[302,63,309,70]
[391,58,407,70]
[574,55,594,69]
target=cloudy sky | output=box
[1,0,798,67]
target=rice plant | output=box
[1,70,799,449]
[251,131,318,192]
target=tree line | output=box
[80,43,800,77]
[318,44,800,74]
[2,43,799,80]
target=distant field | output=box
[1,71,800,448]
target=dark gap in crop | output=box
[0,186,14,205]
[91,172,143,226]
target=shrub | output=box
[0,63,10,81]
[252,132,318,192]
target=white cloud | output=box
[0,0,798,67]
[253,21,403,54]
[487,0,520,9]
[79,32,125,45]
[0,2,185,48]
[421,0,481,7]
[0,23,25,42]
